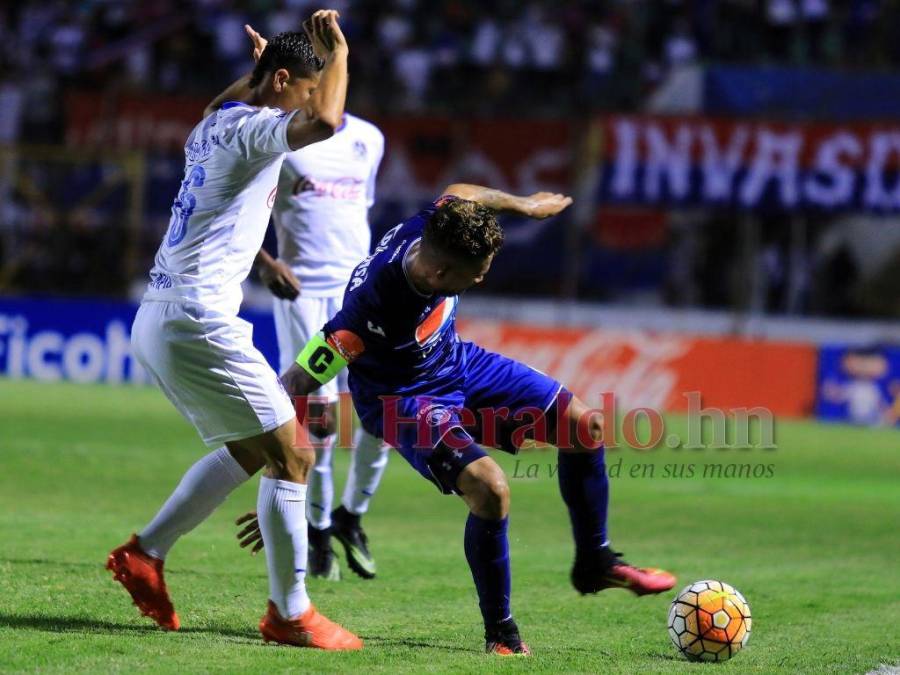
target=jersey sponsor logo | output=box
[415,297,456,347]
[353,140,367,159]
[326,329,365,361]
[292,175,364,200]
[367,321,386,337]
[349,224,402,291]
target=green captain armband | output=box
[296,332,351,385]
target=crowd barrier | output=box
[2,296,896,427]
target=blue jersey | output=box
[318,196,563,494]
[322,199,463,398]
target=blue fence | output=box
[0,296,279,384]
[3,295,898,428]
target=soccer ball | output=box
[667,580,752,662]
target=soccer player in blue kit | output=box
[268,184,677,654]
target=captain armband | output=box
[296,330,364,385]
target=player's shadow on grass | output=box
[362,637,475,654]
[0,557,266,580]
[0,614,260,643]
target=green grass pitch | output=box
[0,378,898,673]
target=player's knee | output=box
[227,445,265,476]
[564,395,604,452]
[281,444,316,481]
[466,471,510,520]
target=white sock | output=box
[342,429,389,515]
[257,476,311,620]
[307,435,335,530]
[139,447,250,560]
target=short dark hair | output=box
[249,31,323,88]
[423,198,504,261]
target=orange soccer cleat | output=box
[106,535,180,631]
[259,600,363,650]
[572,548,677,596]
[485,618,531,656]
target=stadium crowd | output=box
[1,0,899,139]
[1,0,899,319]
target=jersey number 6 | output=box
[167,165,207,247]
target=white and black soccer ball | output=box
[667,580,752,662]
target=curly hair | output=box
[423,197,504,260]
[249,31,323,88]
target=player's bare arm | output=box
[441,183,573,218]
[202,10,348,151]
[201,25,269,118]
[255,249,301,300]
[286,11,348,150]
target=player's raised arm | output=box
[286,10,348,150]
[440,184,572,219]
[202,25,269,118]
[202,11,348,151]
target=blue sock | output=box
[464,513,511,626]
[557,447,609,555]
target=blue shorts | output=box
[354,341,564,495]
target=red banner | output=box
[66,91,206,152]
[65,92,572,198]
[459,319,817,418]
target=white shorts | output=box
[132,301,296,448]
[272,294,348,403]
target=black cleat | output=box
[485,617,531,656]
[330,506,376,579]
[307,525,341,581]
[571,546,676,596]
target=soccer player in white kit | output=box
[105,12,363,650]
[253,113,388,581]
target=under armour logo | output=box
[452,449,463,459]
[367,321,386,336]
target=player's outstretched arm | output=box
[285,10,348,150]
[441,183,573,219]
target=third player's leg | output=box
[305,399,341,580]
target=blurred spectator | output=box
[2,0,900,117]
[2,0,899,318]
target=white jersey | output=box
[144,101,298,316]
[272,113,384,297]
